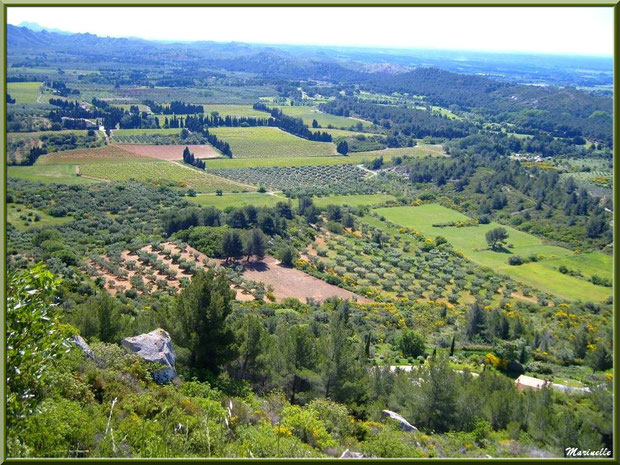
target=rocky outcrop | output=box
[72,335,96,361]
[121,328,176,384]
[381,410,418,432]
[340,449,369,458]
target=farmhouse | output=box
[514,374,549,390]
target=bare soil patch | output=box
[117,144,221,161]
[86,241,367,303]
[241,255,368,303]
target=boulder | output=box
[121,328,176,384]
[72,335,96,361]
[381,410,418,432]
[340,449,368,459]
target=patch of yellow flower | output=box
[273,425,292,436]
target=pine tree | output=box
[174,270,236,375]
[222,230,244,263]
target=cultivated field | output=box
[354,145,446,158]
[211,164,370,191]
[87,241,365,302]
[37,145,149,164]
[202,104,271,118]
[7,164,101,185]
[7,82,41,103]
[78,159,254,193]
[210,126,337,158]
[34,145,253,192]
[372,204,612,301]
[188,193,285,209]
[273,105,373,129]
[111,128,181,138]
[116,144,221,161]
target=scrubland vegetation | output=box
[5,23,613,459]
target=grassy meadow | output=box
[7,82,41,103]
[8,164,101,185]
[371,204,612,301]
[188,192,284,209]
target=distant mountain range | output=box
[7,23,613,90]
[17,21,72,35]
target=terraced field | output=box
[209,126,337,158]
[371,204,612,301]
[86,241,363,303]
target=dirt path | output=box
[356,164,378,177]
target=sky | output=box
[7,6,615,56]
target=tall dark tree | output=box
[222,230,244,263]
[245,228,266,261]
[466,302,487,342]
[174,270,236,375]
[336,140,349,155]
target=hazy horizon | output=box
[8,6,614,57]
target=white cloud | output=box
[7,6,614,56]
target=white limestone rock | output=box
[381,409,418,432]
[121,328,177,384]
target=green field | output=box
[371,204,612,301]
[539,252,613,281]
[189,192,397,209]
[7,203,73,231]
[8,82,41,103]
[314,128,379,138]
[111,128,181,137]
[273,105,372,129]
[313,194,397,207]
[353,145,446,159]
[8,129,100,141]
[188,192,285,209]
[78,159,254,193]
[210,127,337,158]
[8,164,101,185]
[202,104,270,118]
[112,104,151,112]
